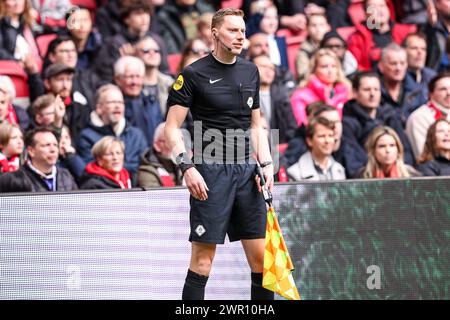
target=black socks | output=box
[251,272,274,300]
[182,269,209,300]
[182,270,274,300]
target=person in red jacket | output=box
[348,0,416,71]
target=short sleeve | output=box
[251,66,260,110]
[166,66,197,109]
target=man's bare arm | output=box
[165,105,209,200]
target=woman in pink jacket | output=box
[290,48,351,126]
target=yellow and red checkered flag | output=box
[263,206,300,300]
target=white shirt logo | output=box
[209,78,223,84]
[247,97,253,108]
[195,225,206,237]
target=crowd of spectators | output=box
[0,0,449,193]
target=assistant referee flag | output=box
[263,206,300,300]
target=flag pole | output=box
[256,161,301,300]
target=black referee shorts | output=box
[189,163,267,244]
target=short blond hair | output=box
[91,136,125,160]
[211,8,244,29]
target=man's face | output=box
[307,123,336,157]
[214,15,246,55]
[125,10,150,38]
[320,110,342,151]
[430,77,450,108]
[36,104,55,126]
[366,0,390,25]
[115,65,143,98]
[45,72,74,99]
[0,90,9,122]
[27,131,59,168]
[68,8,92,41]
[97,89,125,125]
[254,55,275,86]
[248,34,270,58]
[379,50,407,82]
[322,38,346,60]
[49,41,78,69]
[355,76,381,109]
[405,36,427,70]
[136,38,161,68]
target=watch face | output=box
[176,152,186,165]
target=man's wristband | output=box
[260,161,273,168]
[179,162,195,175]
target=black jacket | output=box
[268,84,297,144]
[416,156,450,176]
[0,16,37,60]
[79,173,122,190]
[156,0,214,54]
[420,21,448,71]
[342,99,415,175]
[0,163,78,192]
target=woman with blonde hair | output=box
[0,122,23,173]
[79,136,131,190]
[358,126,420,179]
[0,0,42,69]
[416,119,450,176]
[290,48,351,126]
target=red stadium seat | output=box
[221,0,243,9]
[348,1,366,26]
[337,26,357,42]
[282,31,307,80]
[167,54,182,76]
[0,60,30,107]
[36,33,57,58]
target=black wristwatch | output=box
[260,161,273,168]
[175,152,195,174]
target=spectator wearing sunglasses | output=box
[135,35,174,118]
[320,30,358,80]
[177,38,211,74]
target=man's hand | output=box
[255,164,274,193]
[280,14,307,32]
[119,43,136,56]
[304,3,326,16]
[184,167,209,201]
[53,95,66,128]
[426,0,438,26]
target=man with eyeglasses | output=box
[114,55,164,147]
[77,84,147,184]
[135,35,174,118]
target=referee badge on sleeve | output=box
[247,97,253,108]
[173,74,184,91]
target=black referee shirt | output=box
[167,54,261,163]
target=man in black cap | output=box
[320,30,358,79]
[42,63,90,144]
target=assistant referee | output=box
[165,8,274,300]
